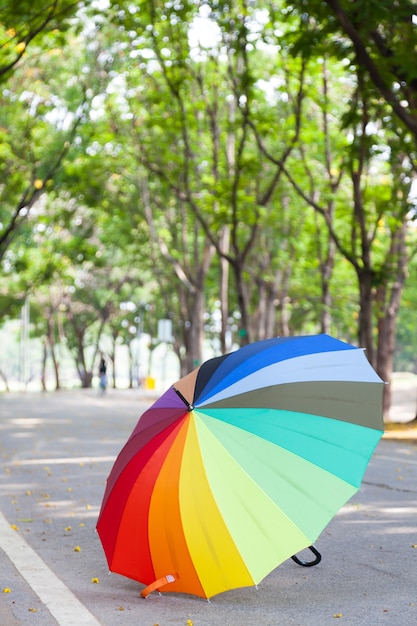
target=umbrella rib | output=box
[173,386,194,412]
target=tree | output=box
[0,22,89,263]
[281,71,414,415]
[0,1,85,81]
[395,254,417,376]
[2,0,416,410]
[103,0,314,349]
[0,0,117,265]
[285,0,417,151]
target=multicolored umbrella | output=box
[96,334,384,599]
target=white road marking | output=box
[0,510,102,626]
[13,456,115,466]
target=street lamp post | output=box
[20,298,30,391]
[134,309,143,388]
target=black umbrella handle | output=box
[291,545,322,567]
[173,386,194,412]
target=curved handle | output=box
[291,545,322,567]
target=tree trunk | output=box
[50,342,60,391]
[181,289,206,375]
[375,222,408,419]
[219,225,230,354]
[41,339,47,392]
[319,236,336,335]
[356,267,375,363]
[376,312,394,419]
[0,369,10,392]
[109,333,117,389]
[128,342,134,389]
[47,317,61,390]
[233,261,251,345]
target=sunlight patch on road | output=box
[9,418,71,427]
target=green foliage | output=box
[1,0,417,384]
[0,0,85,82]
[284,0,417,142]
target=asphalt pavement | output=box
[0,388,416,626]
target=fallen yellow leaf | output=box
[25,490,32,496]
[3,588,11,593]
[91,577,99,584]
[65,526,72,532]
[28,608,38,612]
[73,546,81,552]
[10,524,18,531]
[333,614,343,619]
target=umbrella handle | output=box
[173,386,194,411]
[291,545,322,567]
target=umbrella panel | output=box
[97,335,384,599]
[99,406,382,599]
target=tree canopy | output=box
[1,0,417,416]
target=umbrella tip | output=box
[140,573,178,599]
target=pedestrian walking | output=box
[99,355,107,395]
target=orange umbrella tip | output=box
[140,573,178,599]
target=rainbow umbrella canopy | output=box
[96,334,384,599]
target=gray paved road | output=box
[0,390,416,626]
